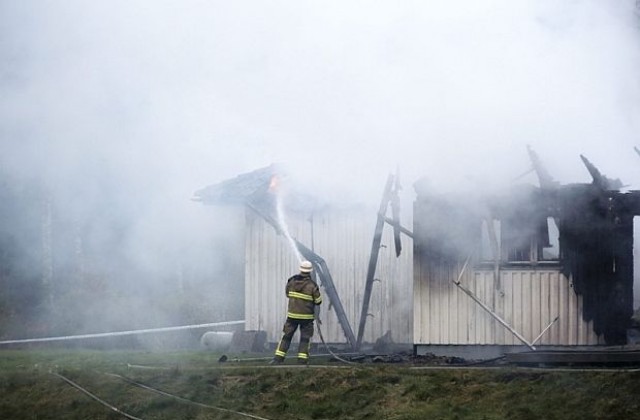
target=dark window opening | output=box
[503,231,533,262]
[538,217,559,261]
[480,216,559,265]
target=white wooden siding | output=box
[414,265,602,345]
[245,208,413,345]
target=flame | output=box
[268,175,280,193]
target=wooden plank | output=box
[461,272,470,343]
[480,272,489,344]
[450,265,459,344]
[558,274,568,345]
[476,271,484,344]
[495,271,505,344]
[414,252,423,343]
[468,268,477,344]
[442,264,451,344]
[568,279,578,345]
[540,272,551,345]
[531,271,541,346]
[429,264,436,344]
[485,272,493,344]
[423,254,430,344]
[577,294,587,345]
[503,271,513,345]
[513,272,522,345]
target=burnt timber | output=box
[356,174,395,350]
[356,173,412,350]
[414,171,640,346]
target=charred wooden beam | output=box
[484,217,501,290]
[356,174,395,350]
[557,185,638,345]
[579,155,623,191]
[527,145,558,189]
[383,217,413,238]
[293,241,357,350]
[390,175,402,257]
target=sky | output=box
[1,0,640,328]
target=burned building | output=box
[194,165,413,350]
[413,156,640,356]
[196,152,639,357]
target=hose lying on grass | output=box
[52,372,142,420]
[104,372,272,420]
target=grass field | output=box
[1,349,639,419]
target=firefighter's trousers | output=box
[274,318,314,362]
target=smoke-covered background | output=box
[1,1,640,340]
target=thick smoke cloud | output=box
[1,0,640,337]
[3,1,640,195]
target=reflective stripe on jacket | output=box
[286,273,322,320]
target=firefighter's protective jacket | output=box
[286,273,322,320]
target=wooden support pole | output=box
[453,255,536,351]
[485,218,501,290]
[356,174,395,350]
[532,316,559,346]
[383,217,413,238]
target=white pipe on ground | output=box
[0,320,245,345]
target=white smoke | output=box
[1,0,640,334]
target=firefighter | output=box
[270,260,322,365]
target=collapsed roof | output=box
[193,163,321,215]
[414,153,640,345]
[193,164,281,205]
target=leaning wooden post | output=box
[453,255,536,351]
[356,174,395,350]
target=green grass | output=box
[1,350,639,419]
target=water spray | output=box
[275,190,303,263]
[269,175,358,365]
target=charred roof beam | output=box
[527,145,559,190]
[579,155,623,191]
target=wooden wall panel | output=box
[245,208,413,345]
[414,266,601,346]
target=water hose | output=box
[315,320,359,365]
[52,372,142,420]
[104,372,272,420]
